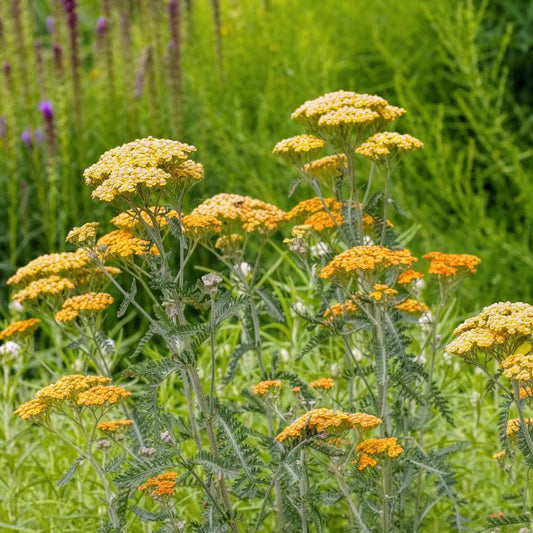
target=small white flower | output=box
[413,353,426,365]
[8,300,24,314]
[201,272,223,292]
[293,301,306,315]
[310,242,329,256]
[443,352,452,365]
[73,358,84,372]
[160,430,172,443]
[239,262,252,277]
[330,363,342,377]
[363,235,374,245]
[279,348,290,362]
[413,277,425,293]
[351,346,364,362]
[0,341,21,361]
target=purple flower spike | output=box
[21,128,32,149]
[0,116,7,138]
[39,101,54,121]
[3,62,11,75]
[46,16,54,34]
[96,17,107,35]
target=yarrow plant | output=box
[6,89,514,532]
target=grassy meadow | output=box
[1,0,533,531]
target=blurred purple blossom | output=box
[46,16,54,34]
[0,117,6,137]
[3,61,11,75]
[21,128,32,149]
[96,17,107,35]
[39,101,54,121]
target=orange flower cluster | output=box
[397,270,423,285]
[97,230,159,258]
[97,419,133,432]
[355,437,404,470]
[319,245,417,282]
[66,222,100,247]
[303,154,347,181]
[323,299,359,320]
[395,299,429,315]
[13,398,49,420]
[191,193,286,233]
[138,472,178,498]
[309,377,334,390]
[7,250,91,286]
[356,132,423,161]
[84,137,200,203]
[0,318,41,341]
[253,380,282,396]
[423,252,481,277]
[272,134,325,164]
[77,385,131,406]
[111,207,180,231]
[287,197,340,221]
[13,276,75,303]
[446,302,533,361]
[275,408,382,443]
[54,292,114,322]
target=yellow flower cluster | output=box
[138,472,178,498]
[66,222,100,247]
[309,377,334,390]
[369,284,398,301]
[319,245,417,282]
[356,132,423,161]
[447,302,533,361]
[253,380,282,396]
[13,398,49,420]
[97,419,133,432]
[355,437,404,470]
[182,213,223,237]
[291,91,396,125]
[54,292,114,322]
[76,384,131,406]
[507,417,533,436]
[493,450,506,460]
[275,408,382,443]
[14,375,128,420]
[287,197,341,221]
[36,375,112,402]
[111,207,180,231]
[395,299,429,315]
[423,252,481,277]
[215,233,243,252]
[519,386,533,399]
[0,318,41,340]
[191,193,286,233]
[397,269,423,285]
[502,351,533,384]
[7,250,90,286]
[13,276,75,303]
[318,107,380,130]
[97,230,159,258]
[272,134,325,163]
[303,154,347,181]
[84,137,200,203]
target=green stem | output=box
[512,380,533,458]
[335,469,370,533]
[299,448,308,533]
